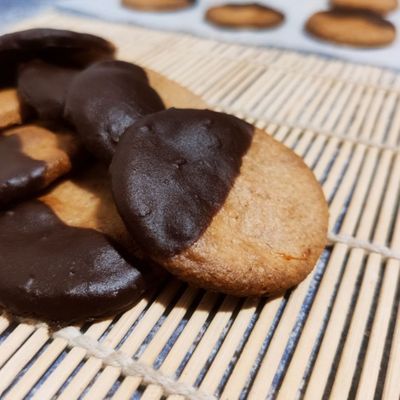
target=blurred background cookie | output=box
[122,0,195,12]
[331,0,398,15]
[306,9,396,47]
[205,3,284,29]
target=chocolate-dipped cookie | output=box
[0,124,81,209]
[0,28,115,86]
[111,109,328,296]
[205,3,285,29]
[64,61,206,162]
[18,60,79,121]
[122,0,195,11]
[0,165,153,325]
[331,0,398,15]
[64,60,165,162]
[306,9,396,47]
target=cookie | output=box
[0,124,81,209]
[306,10,396,47]
[122,0,194,12]
[0,166,152,325]
[205,3,285,29]
[42,164,139,254]
[111,109,328,296]
[64,61,206,162]
[18,60,79,120]
[0,28,115,86]
[0,89,23,129]
[64,60,165,162]
[331,0,398,15]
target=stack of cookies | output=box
[0,28,328,326]
[306,0,397,47]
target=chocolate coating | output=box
[18,60,79,120]
[64,60,165,162]
[0,200,146,325]
[0,134,46,209]
[110,108,254,257]
[0,28,115,86]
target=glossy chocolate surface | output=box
[0,134,46,209]
[64,60,165,162]
[0,200,146,325]
[18,60,79,120]
[110,108,254,257]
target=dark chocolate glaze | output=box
[110,108,254,257]
[0,134,46,209]
[0,28,115,86]
[64,60,165,162]
[0,200,147,325]
[18,60,79,120]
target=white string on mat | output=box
[53,326,216,400]
[327,233,400,261]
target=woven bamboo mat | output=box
[1,11,400,400]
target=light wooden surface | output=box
[1,10,400,400]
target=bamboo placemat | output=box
[1,11,400,400]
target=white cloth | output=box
[56,0,400,70]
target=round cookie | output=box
[0,164,155,325]
[111,109,328,296]
[331,0,398,15]
[306,10,396,47]
[0,28,115,86]
[205,3,285,29]
[0,124,81,209]
[122,0,194,11]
